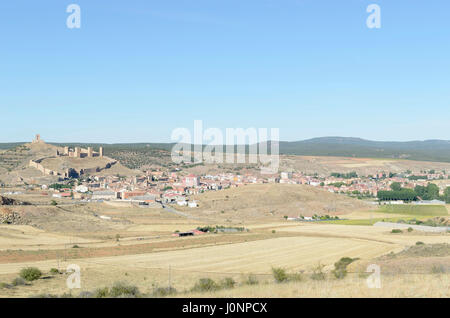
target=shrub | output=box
[287,272,304,282]
[50,268,60,275]
[72,245,80,248]
[11,277,26,286]
[152,287,177,297]
[50,200,58,206]
[416,241,425,245]
[332,257,359,279]
[192,278,220,292]
[244,274,259,285]
[93,287,110,298]
[0,282,11,289]
[431,265,446,274]
[391,229,402,234]
[272,267,288,283]
[310,264,326,281]
[220,277,236,289]
[109,282,140,298]
[407,227,413,232]
[19,267,42,281]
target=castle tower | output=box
[32,134,43,143]
[88,147,93,158]
[74,147,81,158]
[64,146,69,155]
[99,147,103,158]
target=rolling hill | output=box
[278,137,450,162]
[1,137,450,170]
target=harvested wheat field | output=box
[278,224,450,245]
[0,225,94,251]
[0,235,397,275]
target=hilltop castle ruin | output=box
[28,135,115,179]
[57,145,103,159]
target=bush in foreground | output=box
[332,257,359,279]
[272,267,288,283]
[220,277,236,289]
[12,277,26,286]
[244,274,259,285]
[151,286,177,297]
[431,265,446,274]
[192,278,221,293]
[92,282,140,298]
[0,282,12,289]
[310,264,326,281]
[109,282,140,298]
[19,267,42,282]
[272,267,304,283]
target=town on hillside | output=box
[4,139,448,209]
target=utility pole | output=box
[168,265,172,290]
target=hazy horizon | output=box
[1,1,449,143]
[1,136,450,145]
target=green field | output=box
[322,204,448,226]
[377,205,448,216]
[322,217,416,226]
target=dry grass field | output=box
[0,183,448,298]
[184,274,449,298]
[181,184,371,223]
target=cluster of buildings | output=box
[42,167,450,207]
[277,170,449,198]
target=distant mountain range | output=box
[278,137,450,163]
[1,137,450,163]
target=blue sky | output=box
[0,0,449,143]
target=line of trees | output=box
[445,187,450,204]
[377,182,450,203]
[377,189,418,202]
[330,172,358,179]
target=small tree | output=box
[20,267,42,281]
[272,267,288,283]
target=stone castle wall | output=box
[29,160,61,177]
[28,135,112,179]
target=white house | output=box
[188,201,198,208]
[75,185,89,193]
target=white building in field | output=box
[188,201,198,208]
